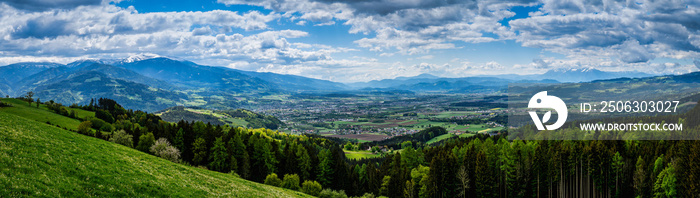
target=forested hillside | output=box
[3,96,698,197]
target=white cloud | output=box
[218,0,531,55]
[0,3,353,72]
[511,0,700,65]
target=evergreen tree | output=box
[297,145,312,181]
[282,143,298,176]
[89,98,94,110]
[192,138,208,166]
[653,163,677,198]
[209,137,228,172]
[612,152,625,197]
[229,132,249,178]
[634,156,647,197]
[402,144,420,170]
[317,149,334,187]
[173,128,185,152]
[251,136,277,181]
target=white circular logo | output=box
[528,91,568,130]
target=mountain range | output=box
[0,57,349,112]
[0,56,678,112]
[478,68,654,83]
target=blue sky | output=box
[0,0,699,82]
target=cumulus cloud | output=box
[0,3,347,69]
[0,0,104,11]
[2,0,700,82]
[219,0,534,54]
[511,0,700,65]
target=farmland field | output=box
[343,150,381,160]
[328,133,388,141]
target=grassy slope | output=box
[426,133,456,145]
[0,111,310,197]
[0,98,91,131]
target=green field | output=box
[343,150,381,160]
[459,133,476,138]
[0,98,91,131]
[426,133,456,144]
[0,110,310,197]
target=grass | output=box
[459,133,476,138]
[0,111,310,197]
[343,150,381,160]
[0,98,88,131]
[222,117,249,127]
[426,133,456,145]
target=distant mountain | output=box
[114,58,278,93]
[0,62,62,95]
[0,56,355,111]
[348,73,446,88]
[14,63,174,95]
[33,71,185,112]
[0,62,62,85]
[393,73,440,80]
[593,71,700,84]
[479,68,654,83]
[348,73,559,93]
[237,70,347,91]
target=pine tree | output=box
[229,133,249,178]
[251,136,276,181]
[209,137,228,172]
[653,163,677,198]
[634,156,647,197]
[173,128,185,150]
[612,152,624,197]
[192,138,208,166]
[297,145,311,181]
[317,149,334,187]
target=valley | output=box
[2,57,700,197]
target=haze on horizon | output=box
[0,0,699,83]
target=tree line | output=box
[36,97,700,197]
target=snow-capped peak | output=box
[122,53,162,63]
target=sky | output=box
[0,0,699,83]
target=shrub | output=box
[88,117,113,132]
[136,133,155,153]
[77,121,92,135]
[301,180,322,196]
[150,138,181,163]
[110,129,133,148]
[318,189,348,198]
[264,173,282,187]
[358,193,376,198]
[281,174,300,191]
